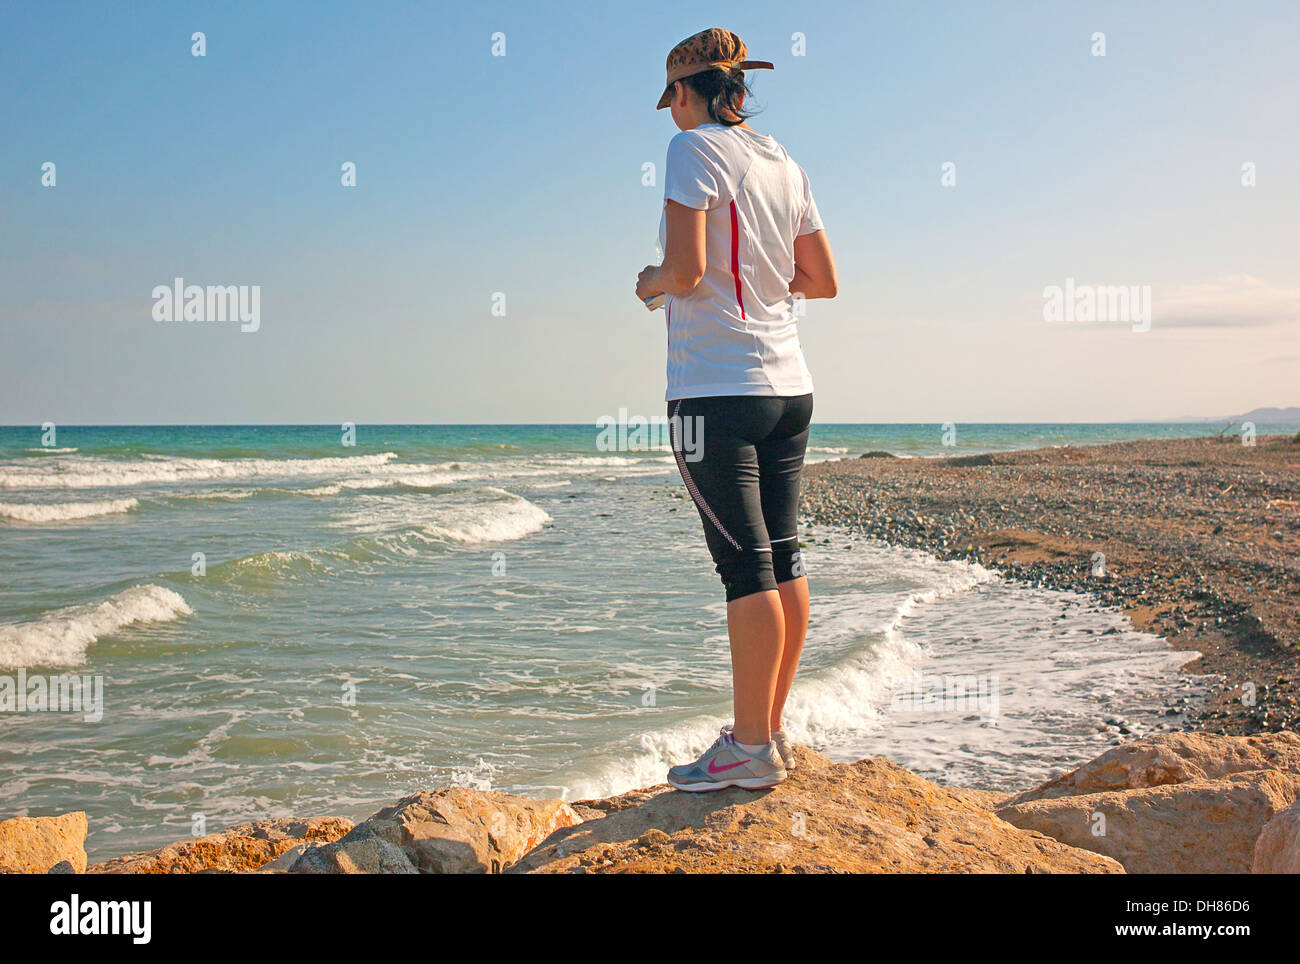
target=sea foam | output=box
[0,453,399,490]
[0,498,139,523]
[562,555,994,800]
[335,486,552,547]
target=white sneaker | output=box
[667,728,786,792]
[723,724,796,771]
[772,729,796,772]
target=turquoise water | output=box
[1,420,1286,464]
[0,423,1264,859]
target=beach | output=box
[1,425,1297,863]
[801,433,1300,736]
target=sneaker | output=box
[723,724,796,771]
[772,729,796,772]
[668,728,787,792]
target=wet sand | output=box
[801,434,1300,735]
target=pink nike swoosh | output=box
[708,758,748,775]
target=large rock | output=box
[1006,732,1300,805]
[291,788,582,874]
[1252,800,1300,874]
[0,812,87,874]
[997,769,1300,874]
[87,816,353,874]
[288,823,419,874]
[510,747,1123,874]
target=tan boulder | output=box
[511,746,1123,874]
[87,816,354,874]
[941,787,1013,810]
[1252,800,1300,874]
[997,769,1300,874]
[1006,732,1300,805]
[0,812,88,874]
[291,788,582,874]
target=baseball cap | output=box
[656,28,774,110]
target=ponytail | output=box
[673,67,757,126]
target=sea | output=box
[2,421,1286,860]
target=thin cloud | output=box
[1155,275,1300,329]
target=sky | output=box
[2,0,1297,424]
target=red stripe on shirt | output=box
[729,200,746,320]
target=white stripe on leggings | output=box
[670,400,743,551]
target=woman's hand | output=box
[636,265,664,303]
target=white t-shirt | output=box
[659,123,823,401]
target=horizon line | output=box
[3,419,1296,429]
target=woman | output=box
[635,28,838,791]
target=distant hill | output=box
[1168,406,1300,424]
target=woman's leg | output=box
[771,576,809,731]
[670,396,786,747]
[727,589,784,746]
[756,394,814,732]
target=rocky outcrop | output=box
[510,747,1122,874]
[1004,732,1300,805]
[290,788,583,874]
[998,769,1300,874]
[1252,800,1300,874]
[0,812,88,874]
[87,816,353,874]
[941,787,1013,810]
[27,733,1300,875]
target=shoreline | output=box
[801,433,1300,736]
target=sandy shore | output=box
[801,433,1300,735]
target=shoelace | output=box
[704,727,733,758]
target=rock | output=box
[288,824,418,874]
[1005,732,1300,805]
[87,816,353,874]
[941,787,1013,810]
[997,770,1300,873]
[47,861,77,874]
[293,788,582,874]
[1252,800,1300,873]
[0,812,87,874]
[511,747,1122,874]
[254,842,314,873]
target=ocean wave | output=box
[0,585,192,669]
[199,549,355,588]
[0,448,683,495]
[561,555,993,800]
[168,488,262,501]
[0,498,139,523]
[0,453,399,490]
[299,472,458,497]
[336,486,551,547]
[808,446,849,454]
[25,447,78,454]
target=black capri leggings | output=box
[668,393,813,602]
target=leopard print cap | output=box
[656,27,774,109]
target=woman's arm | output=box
[790,230,838,299]
[636,200,707,301]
